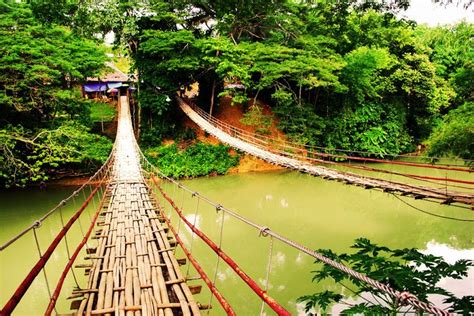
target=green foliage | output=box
[427,102,474,162]
[299,238,473,314]
[240,105,273,134]
[298,291,344,314]
[144,143,239,178]
[0,0,107,128]
[326,102,414,155]
[273,97,327,146]
[89,101,116,123]
[58,0,471,160]
[341,47,395,103]
[0,1,112,187]
[416,22,474,106]
[0,123,112,187]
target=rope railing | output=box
[139,151,450,315]
[1,182,106,314]
[150,175,291,315]
[186,98,474,173]
[184,98,473,168]
[45,179,110,315]
[178,98,474,207]
[145,180,237,315]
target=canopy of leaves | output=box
[50,0,472,160]
[0,0,107,127]
[0,123,112,187]
[427,101,474,162]
[0,1,112,187]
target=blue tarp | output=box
[83,82,122,92]
[83,83,107,92]
[107,82,123,89]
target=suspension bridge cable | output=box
[45,179,109,315]
[152,178,291,315]
[146,170,450,316]
[186,99,474,167]
[33,226,57,314]
[208,209,226,316]
[147,182,236,315]
[178,99,474,207]
[0,146,115,252]
[1,184,101,315]
[59,206,81,289]
[390,193,474,222]
[260,235,274,316]
[280,148,474,187]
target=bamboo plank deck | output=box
[76,97,200,315]
[178,98,473,207]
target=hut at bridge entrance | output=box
[82,62,136,100]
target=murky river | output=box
[1,167,473,315]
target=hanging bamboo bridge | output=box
[177,97,473,208]
[1,96,471,316]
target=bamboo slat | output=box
[75,96,200,315]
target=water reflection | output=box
[423,241,474,300]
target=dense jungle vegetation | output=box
[1,0,472,186]
[116,0,471,161]
[0,1,472,314]
[0,1,113,187]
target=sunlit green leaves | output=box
[0,123,112,187]
[299,238,473,314]
[145,143,240,178]
[427,101,474,162]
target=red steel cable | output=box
[147,181,236,315]
[45,183,108,315]
[1,185,100,315]
[151,175,291,316]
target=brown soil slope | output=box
[183,96,284,173]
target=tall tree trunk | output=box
[209,79,216,116]
[209,49,220,116]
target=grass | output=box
[90,102,116,122]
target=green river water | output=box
[1,167,473,315]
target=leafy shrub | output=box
[89,101,116,123]
[240,105,273,134]
[0,123,113,187]
[144,142,240,178]
[427,102,474,163]
[273,101,326,146]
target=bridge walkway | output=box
[178,97,473,207]
[75,96,200,315]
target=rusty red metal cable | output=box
[303,155,474,186]
[149,171,452,316]
[1,185,100,315]
[45,182,108,315]
[151,175,291,316]
[146,181,236,315]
